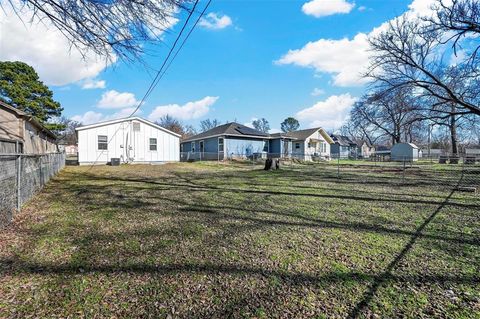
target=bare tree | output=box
[155,115,186,136]
[349,87,424,145]
[183,124,197,139]
[367,15,480,116]
[3,0,189,61]
[427,0,480,59]
[252,118,270,133]
[200,119,220,132]
[342,104,378,146]
[55,116,81,144]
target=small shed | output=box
[391,143,419,161]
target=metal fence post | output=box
[337,155,340,179]
[402,156,406,184]
[16,154,21,211]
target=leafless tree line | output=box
[345,0,480,154]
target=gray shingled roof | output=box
[330,134,357,146]
[285,128,323,141]
[182,122,269,142]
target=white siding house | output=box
[287,128,334,161]
[76,117,180,165]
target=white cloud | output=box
[277,0,446,87]
[311,88,325,96]
[71,107,140,125]
[302,0,355,17]
[81,78,106,90]
[276,33,371,87]
[408,0,438,16]
[97,90,140,109]
[449,50,467,66]
[358,6,367,12]
[0,2,114,86]
[296,93,357,129]
[244,118,258,128]
[199,13,232,30]
[71,111,105,125]
[148,96,219,121]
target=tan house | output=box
[358,140,375,158]
[0,101,58,154]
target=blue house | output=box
[330,134,359,159]
[180,122,295,161]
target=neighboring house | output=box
[0,101,58,154]
[466,148,480,158]
[286,128,333,161]
[330,134,359,159]
[421,148,444,158]
[76,117,180,165]
[373,145,391,161]
[357,140,375,158]
[391,143,420,161]
[64,145,78,156]
[180,122,296,161]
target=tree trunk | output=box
[450,104,458,156]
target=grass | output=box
[0,161,479,318]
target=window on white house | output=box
[149,138,157,151]
[98,135,108,150]
[180,144,184,152]
[295,142,300,149]
[191,142,196,152]
[133,122,141,131]
[263,140,268,152]
[218,138,224,152]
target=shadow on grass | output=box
[1,165,479,317]
[347,171,468,318]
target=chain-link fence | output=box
[179,151,480,191]
[0,153,65,228]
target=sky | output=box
[0,0,442,133]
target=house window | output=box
[263,140,268,152]
[149,138,157,151]
[218,138,224,152]
[98,135,108,150]
[295,142,300,150]
[180,144,184,152]
[133,122,140,131]
[191,142,196,152]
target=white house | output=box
[286,127,334,161]
[76,117,180,165]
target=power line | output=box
[157,0,213,84]
[128,0,202,118]
[87,0,210,168]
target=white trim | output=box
[218,137,224,153]
[75,117,181,138]
[149,137,157,152]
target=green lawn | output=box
[1,162,479,318]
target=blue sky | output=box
[1,0,433,132]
